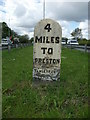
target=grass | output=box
[2,46,88,118]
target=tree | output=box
[2,22,18,39]
[2,22,10,38]
[19,34,29,43]
[71,28,82,40]
[0,23,2,43]
[62,37,68,44]
[30,37,34,43]
[2,22,30,43]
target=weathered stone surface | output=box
[33,19,62,81]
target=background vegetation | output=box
[78,38,90,46]
[1,22,90,45]
[2,22,30,43]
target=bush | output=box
[78,40,90,46]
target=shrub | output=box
[78,40,90,46]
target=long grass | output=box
[2,46,88,118]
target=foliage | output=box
[2,22,18,38]
[71,28,82,39]
[2,22,10,38]
[78,38,90,46]
[0,23,2,43]
[62,37,68,44]
[19,34,29,43]
[2,46,88,118]
[63,37,68,44]
[2,22,30,43]
[62,37,68,40]
[30,37,34,43]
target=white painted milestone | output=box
[33,19,62,81]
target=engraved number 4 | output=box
[44,24,51,32]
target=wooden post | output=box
[8,45,11,52]
[85,44,87,52]
[16,44,18,48]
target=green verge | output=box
[2,46,88,118]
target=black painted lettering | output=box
[38,58,42,63]
[53,59,56,64]
[35,36,42,43]
[49,59,52,64]
[43,36,45,43]
[55,37,60,43]
[46,37,50,43]
[35,58,38,63]
[57,59,60,64]
[46,59,49,64]
[43,70,45,73]
[51,37,54,43]
[35,58,60,65]
[44,24,51,32]
[48,48,53,54]
[43,59,45,63]
[41,47,47,54]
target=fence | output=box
[1,43,90,53]
[62,44,90,53]
[2,43,33,51]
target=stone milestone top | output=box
[33,19,62,81]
